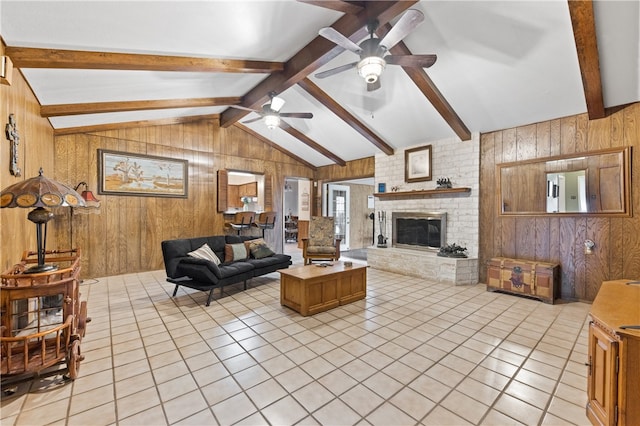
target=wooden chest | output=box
[486,257,560,304]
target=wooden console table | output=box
[279,262,367,316]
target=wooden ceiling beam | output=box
[567,0,605,119]
[298,78,394,155]
[234,124,318,170]
[378,23,472,141]
[220,1,418,128]
[279,120,346,166]
[5,47,283,73]
[41,97,242,117]
[297,1,365,14]
[52,114,219,136]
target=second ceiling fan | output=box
[232,92,313,129]
[316,9,437,91]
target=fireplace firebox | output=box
[392,212,446,251]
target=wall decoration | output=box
[5,114,21,177]
[98,149,188,198]
[404,144,432,183]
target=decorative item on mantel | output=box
[436,177,452,189]
[437,243,468,258]
[377,211,388,248]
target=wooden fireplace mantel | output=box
[374,187,471,199]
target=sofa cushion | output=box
[224,243,248,262]
[188,243,221,265]
[245,238,276,259]
[217,261,254,279]
[177,257,222,280]
[307,246,337,255]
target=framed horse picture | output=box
[98,149,188,198]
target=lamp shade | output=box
[264,114,280,130]
[357,56,386,84]
[1,168,86,209]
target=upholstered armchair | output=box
[302,216,341,265]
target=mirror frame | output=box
[497,147,632,217]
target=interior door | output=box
[327,184,350,250]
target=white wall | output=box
[374,133,480,257]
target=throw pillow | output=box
[224,243,248,262]
[248,239,275,259]
[244,238,266,253]
[188,243,221,265]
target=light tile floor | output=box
[1,251,592,426]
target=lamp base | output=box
[23,264,58,274]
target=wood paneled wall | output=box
[0,47,56,271]
[479,103,640,301]
[50,120,314,278]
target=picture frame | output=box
[98,149,188,198]
[405,144,432,183]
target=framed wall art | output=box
[98,149,188,198]
[405,144,432,183]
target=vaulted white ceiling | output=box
[1,1,639,168]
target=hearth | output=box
[392,211,446,251]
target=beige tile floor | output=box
[1,248,592,425]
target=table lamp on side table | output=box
[0,168,86,274]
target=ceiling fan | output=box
[316,9,437,91]
[231,92,313,129]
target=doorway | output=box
[326,184,350,251]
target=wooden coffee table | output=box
[279,262,367,316]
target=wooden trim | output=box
[5,46,283,73]
[568,0,605,120]
[219,1,418,127]
[297,1,365,14]
[217,170,228,213]
[298,78,394,155]
[234,123,318,170]
[378,23,472,141]
[374,187,471,199]
[279,120,347,166]
[52,114,219,135]
[41,97,242,117]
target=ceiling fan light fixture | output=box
[357,56,386,84]
[264,114,280,130]
[269,96,285,112]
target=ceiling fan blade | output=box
[385,54,437,68]
[367,79,381,92]
[379,9,424,51]
[315,61,358,79]
[319,27,362,54]
[280,112,313,119]
[231,105,261,113]
[242,116,264,124]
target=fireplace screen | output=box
[392,212,446,250]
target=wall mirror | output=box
[498,147,632,216]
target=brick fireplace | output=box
[368,134,480,285]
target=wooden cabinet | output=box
[227,185,241,207]
[240,182,257,197]
[587,280,640,426]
